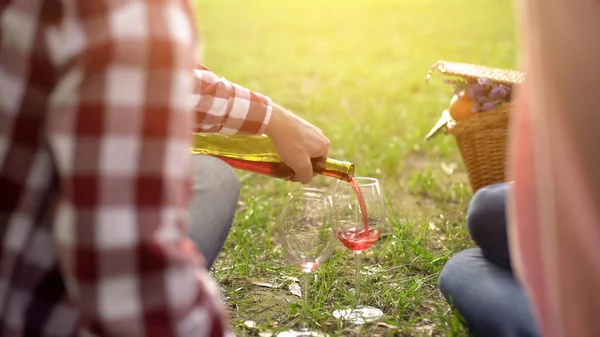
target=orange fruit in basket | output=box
[448,92,475,121]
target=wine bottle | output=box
[190,133,355,181]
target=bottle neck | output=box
[312,158,355,181]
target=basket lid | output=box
[426,60,525,85]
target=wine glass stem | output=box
[301,271,311,327]
[354,250,362,308]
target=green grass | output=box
[195,0,516,335]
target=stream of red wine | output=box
[349,177,369,231]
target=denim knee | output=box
[438,248,540,337]
[438,248,477,302]
[467,184,508,244]
[192,155,240,208]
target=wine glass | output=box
[331,177,386,324]
[275,188,338,337]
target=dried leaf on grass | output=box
[440,162,457,175]
[376,321,398,329]
[245,277,277,288]
[288,283,302,297]
[245,276,301,290]
[243,320,257,329]
[258,332,274,337]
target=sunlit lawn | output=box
[195,0,516,335]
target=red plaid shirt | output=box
[0,0,272,336]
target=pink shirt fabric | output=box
[509,0,600,336]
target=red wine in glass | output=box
[337,227,381,251]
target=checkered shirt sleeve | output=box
[41,0,231,336]
[192,65,273,135]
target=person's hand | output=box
[265,105,330,184]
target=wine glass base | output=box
[332,305,384,325]
[276,328,329,337]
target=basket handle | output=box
[425,60,525,85]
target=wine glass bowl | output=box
[331,177,387,324]
[279,214,336,272]
[275,188,337,337]
[333,177,384,252]
[277,188,337,271]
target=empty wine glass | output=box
[332,177,386,324]
[275,188,337,337]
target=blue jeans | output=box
[438,183,540,337]
[188,155,240,270]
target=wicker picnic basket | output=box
[426,61,525,192]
